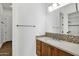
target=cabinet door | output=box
[41,42,48,56]
[36,40,42,56]
[51,46,60,56]
[51,46,56,56]
[47,44,52,56]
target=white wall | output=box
[13,3,46,56]
[35,4,46,35]
[45,3,76,34]
[46,9,61,33]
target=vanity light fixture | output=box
[48,5,53,12]
[48,3,59,12]
[48,3,69,12]
[52,3,59,7]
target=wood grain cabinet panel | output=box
[51,46,73,56]
[41,42,48,56]
[47,45,52,56]
[51,46,59,56]
[41,42,52,56]
[36,40,42,56]
[57,49,73,56]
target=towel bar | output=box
[16,25,36,27]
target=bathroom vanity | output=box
[36,36,79,56]
[39,3,79,56]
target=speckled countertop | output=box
[36,36,79,56]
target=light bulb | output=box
[52,3,58,7]
[48,6,53,12]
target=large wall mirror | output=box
[59,3,79,36]
[46,3,79,36]
[68,11,79,36]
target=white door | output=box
[13,3,38,56]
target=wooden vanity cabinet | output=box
[36,40,73,56]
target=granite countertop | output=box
[36,36,79,56]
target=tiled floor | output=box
[0,41,12,56]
